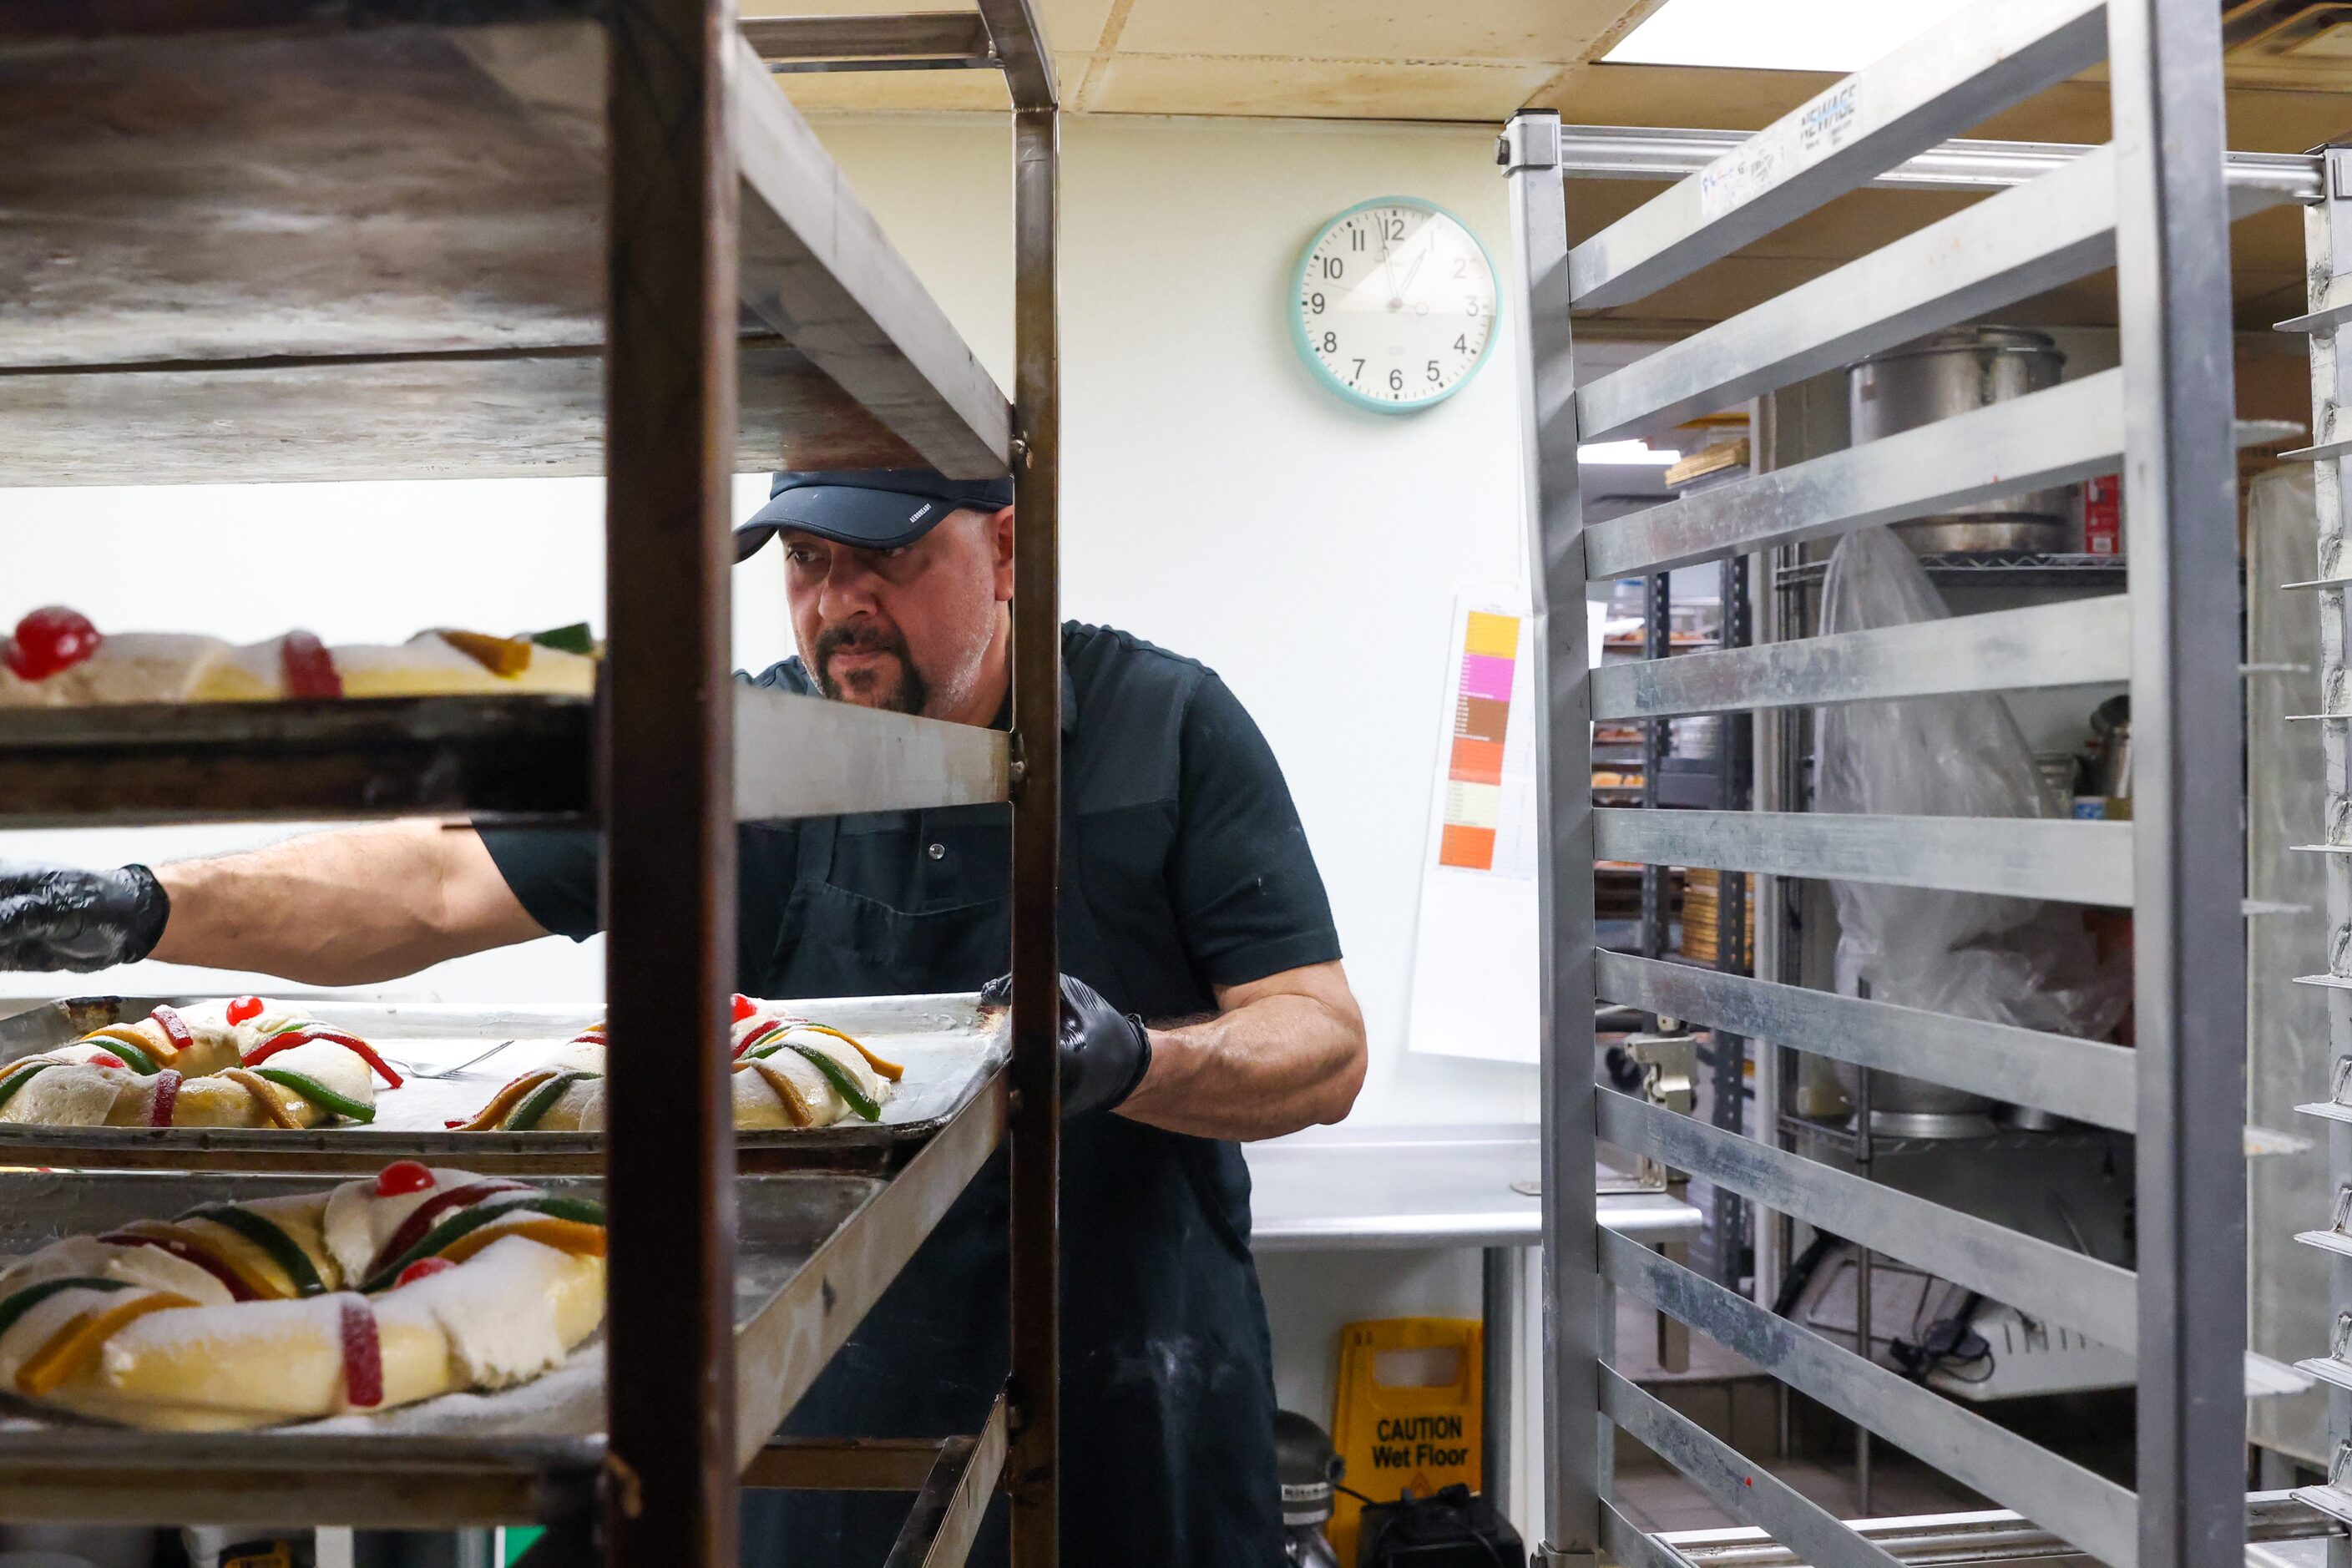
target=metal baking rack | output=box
[0,992,1007,1174]
[1504,0,2333,1559]
[2284,139,2352,1561]
[0,3,1064,1564]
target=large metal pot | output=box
[1848,327,2076,553]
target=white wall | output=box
[0,111,1541,1121]
[810,112,1540,1124]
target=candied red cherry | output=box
[731,994,758,1023]
[374,1160,437,1198]
[395,1257,457,1288]
[225,996,265,1027]
[281,630,342,700]
[4,607,102,681]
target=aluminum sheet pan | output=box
[0,991,1006,1174]
[0,1166,880,1525]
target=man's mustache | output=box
[815,623,908,662]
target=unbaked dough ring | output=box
[0,1001,394,1130]
[459,1004,900,1134]
[0,1167,605,1429]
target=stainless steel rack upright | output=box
[0,4,1063,1565]
[1502,0,2294,1560]
[2281,144,2352,1539]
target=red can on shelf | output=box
[2084,473,2123,556]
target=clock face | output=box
[1292,199,1500,412]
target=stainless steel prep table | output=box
[1242,1120,1702,1521]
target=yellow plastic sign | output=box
[1329,1317,1484,1565]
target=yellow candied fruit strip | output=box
[83,1024,173,1065]
[439,630,534,679]
[435,1216,607,1267]
[113,1219,283,1301]
[17,1291,195,1397]
[460,1070,557,1133]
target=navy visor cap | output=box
[733,468,1014,563]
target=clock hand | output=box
[1396,242,1430,302]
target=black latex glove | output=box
[0,862,171,973]
[979,972,1153,1119]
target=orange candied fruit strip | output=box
[17,1290,195,1397]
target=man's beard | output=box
[812,622,929,715]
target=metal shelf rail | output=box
[0,3,1064,1565]
[1503,0,2275,1560]
[2283,145,2352,1537]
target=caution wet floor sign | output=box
[1329,1318,1484,1564]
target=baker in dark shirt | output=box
[0,468,1369,1568]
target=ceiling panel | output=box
[772,61,1017,113]
[738,0,1120,53]
[1081,53,1560,119]
[1110,0,1627,63]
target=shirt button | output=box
[927,842,946,861]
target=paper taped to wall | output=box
[1406,589,1600,1063]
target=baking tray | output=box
[0,1165,880,1525]
[0,990,1006,1173]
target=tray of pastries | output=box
[0,608,595,707]
[0,990,1006,1173]
[0,1162,879,1472]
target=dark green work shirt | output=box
[478,621,1341,1568]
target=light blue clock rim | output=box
[1289,195,1502,415]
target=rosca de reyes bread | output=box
[0,999,401,1130]
[0,1163,604,1429]
[458,994,902,1133]
[0,606,596,707]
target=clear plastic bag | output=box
[1814,526,2126,1039]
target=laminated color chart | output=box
[1407,590,1601,1064]
[1438,608,1536,878]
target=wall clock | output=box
[1291,197,1500,412]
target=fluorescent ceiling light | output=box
[1604,0,1976,73]
[1579,440,1682,465]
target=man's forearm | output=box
[1117,966,1367,1141]
[152,821,545,985]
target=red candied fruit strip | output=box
[4,607,102,682]
[147,1005,193,1054]
[362,1179,531,1279]
[241,1029,403,1089]
[96,1229,254,1302]
[88,1053,125,1070]
[281,630,343,700]
[731,994,757,1023]
[339,1297,383,1408]
[226,997,265,1027]
[149,1070,181,1128]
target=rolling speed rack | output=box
[1501,0,2330,1560]
[0,3,1066,1565]
[2279,144,2352,1535]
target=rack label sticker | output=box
[1700,78,1862,220]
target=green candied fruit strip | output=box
[780,1041,881,1122]
[252,1067,376,1125]
[358,1194,607,1292]
[0,1062,57,1114]
[529,623,595,656]
[503,1071,599,1133]
[0,1276,132,1343]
